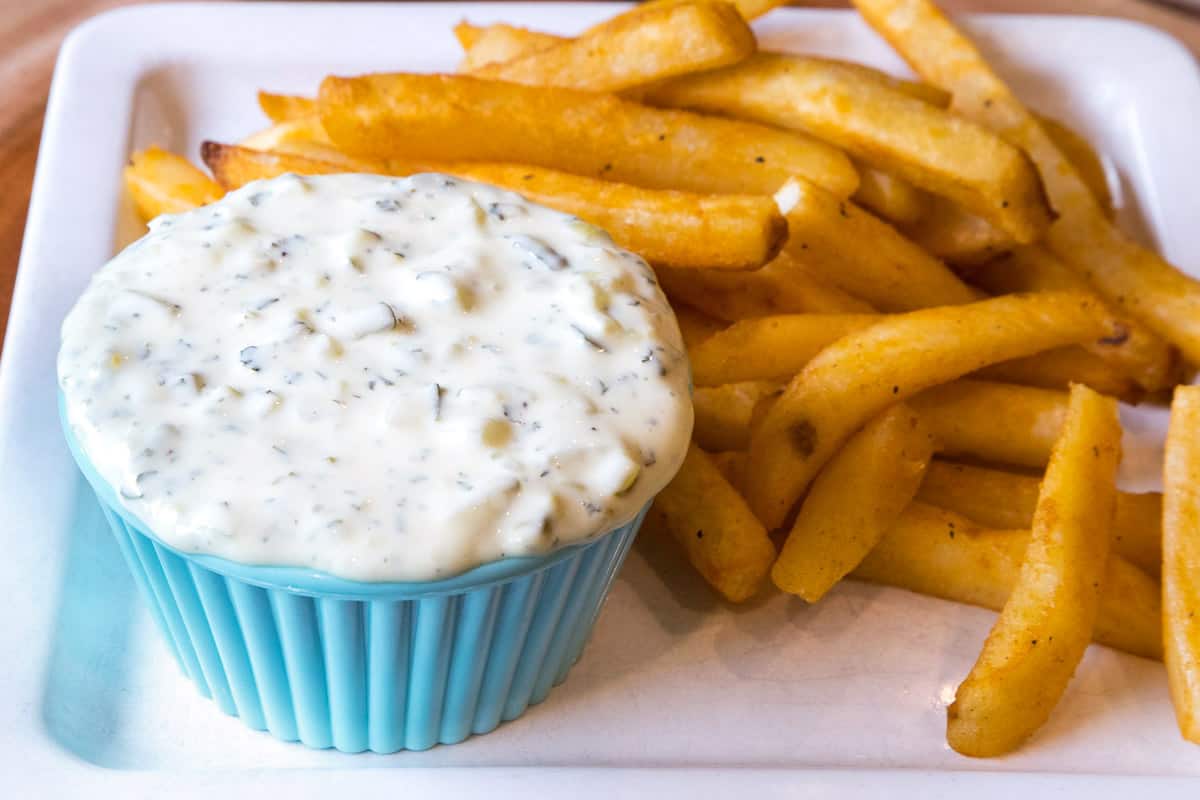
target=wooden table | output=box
[2,0,1198,344]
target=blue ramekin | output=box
[59,395,647,753]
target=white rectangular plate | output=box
[6,3,1200,796]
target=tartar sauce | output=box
[59,173,693,581]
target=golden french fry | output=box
[852,163,928,225]
[774,404,934,601]
[708,450,748,492]
[472,2,755,93]
[257,91,318,123]
[946,384,1120,757]
[318,73,860,197]
[853,502,1162,661]
[644,443,777,602]
[744,292,1109,528]
[655,251,875,320]
[1163,385,1200,742]
[689,314,877,385]
[202,143,787,270]
[645,52,1052,242]
[776,179,980,311]
[917,459,1162,577]
[673,303,726,349]
[970,246,1180,394]
[853,0,1200,366]
[909,379,1066,469]
[692,380,783,452]
[1036,113,1113,217]
[124,147,224,222]
[901,195,1015,266]
[236,118,382,171]
[975,347,1142,402]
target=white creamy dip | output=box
[59,173,692,581]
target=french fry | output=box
[689,314,877,385]
[901,195,1015,266]
[909,379,1066,470]
[776,179,980,311]
[918,460,1162,577]
[1163,385,1200,742]
[975,347,1141,402]
[673,303,726,349]
[318,73,861,197]
[852,0,1200,366]
[853,502,1162,661]
[655,251,875,320]
[852,163,928,225]
[645,52,1052,242]
[257,91,318,123]
[946,384,1120,757]
[773,404,934,602]
[237,118,382,170]
[124,147,224,222]
[709,450,748,492]
[202,143,788,270]
[970,246,1180,394]
[472,2,755,93]
[693,380,783,452]
[612,0,790,23]
[644,443,777,602]
[743,293,1108,528]
[1036,113,1113,216]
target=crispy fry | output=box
[1163,385,1200,742]
[853,0,1200,366]
[774,404,934,602]
[946,384,1120,757]
[472,2,755,92]
[853,502,1162,661]
[909,380,1067,470]
[689,314,877,385]
[852,163,928,225]
[776,179,979,311]
[970,246,1180,394]
[237,118,381,170]
[918,460,1162,577]
[257,91,318,123]
[1036,113,1113,216]
[645,52,1051,241]
[693,380,783,452]
[901,196,1015,266]
[743,293,1108,528]
[975,347,1141,402]
[202,143,787,270]
[655,251,875,321]
[318,73,860,197]
[124,147,224,222]
[644,443,776,602]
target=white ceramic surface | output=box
[5,3,1200,796]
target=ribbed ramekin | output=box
[60,397,646,753]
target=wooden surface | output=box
[2,0,1199,345]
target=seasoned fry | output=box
[124,147,224,222]
[472,2,755,92]
[909,380,1067,470]
[918,460,1162,577]
[776,179,979,312]
[743,293,1108,528]
[645,52,1052,242]
[257,91,318,123]
[655,251,875,321]
[901,196,1015,266]
[202,143,787,270]
[853,0,1200,365]
[975,347,1141,401]
[318,73,860,197]
[1163,385,1200,742]
[970,246,1180,394]
[689,314,877,385]
[853,502,1162,661]
[853,163,928,225]
[644,443,777,602]
[946,384,1120,757]
[774,404,934,602]
[693,380,783,452]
